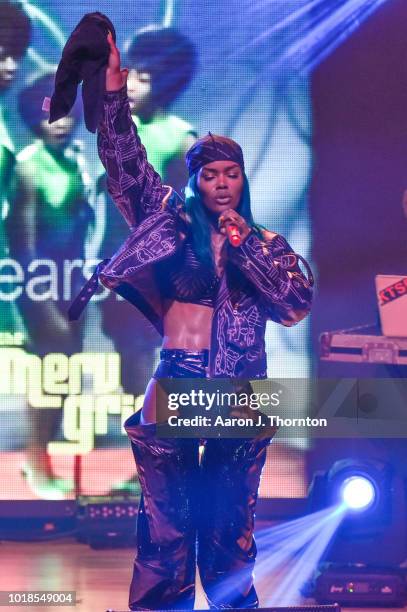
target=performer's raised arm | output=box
[97,32,171,228]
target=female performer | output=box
[77,32,313,609]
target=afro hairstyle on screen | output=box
[124,26,198,109]
[0,1,31,59]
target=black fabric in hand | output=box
[49,12,116,133]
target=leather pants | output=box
[124,350,272,610]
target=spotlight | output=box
[308,457,406,564]
[339,475,376,511]
[309,459,384,523]
[307,457,407,606]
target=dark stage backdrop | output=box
[308,0,407,496]
[311,0,407,376]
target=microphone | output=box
[225,223,242,247]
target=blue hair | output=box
[183,172,259,267]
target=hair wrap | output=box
[185,132,245,176]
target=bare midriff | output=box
[142,301,213,424]
[142,232,226,424]
[162,300,213,349]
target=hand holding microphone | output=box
[226,223,242,246]
[219,210,251,247]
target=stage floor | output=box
[0,535,405,612]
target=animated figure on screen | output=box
[0,1,31,338]
[97,26,197,494]
[66,22,313,608]
[7,73,93,500]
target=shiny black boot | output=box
[125,411,200,610]
[198,436,271,609]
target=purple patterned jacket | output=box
[83,87,313,378]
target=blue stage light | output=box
[340,475,376,511]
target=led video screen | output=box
[2,0,357,502]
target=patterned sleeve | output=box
[229,231,314,326]
[97,86,171,228]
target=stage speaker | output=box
[313,566,406,607]
[77,495,138,549]
[0,500,76,540]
